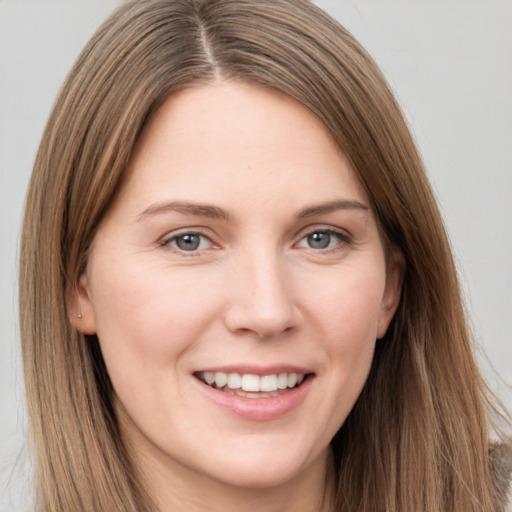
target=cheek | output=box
[304,261,386,342]
[319,277,382,374]
[87,257,225,379]
[302,265,384,421]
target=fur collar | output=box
[491,443,512,512]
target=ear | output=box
[68,272,97,335]
[377,249,405,338]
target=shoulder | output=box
[491,442,512,512]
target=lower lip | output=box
[194,376,313,421]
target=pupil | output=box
[308,232,330,249]
[177,234,200,251]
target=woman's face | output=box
[75,82,402,493]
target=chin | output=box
[190,439,328,490]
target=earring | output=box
[74,284,83,320]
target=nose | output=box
[223,249,301,339]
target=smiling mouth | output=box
[194,371,310,398]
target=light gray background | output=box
[1,1,511,510]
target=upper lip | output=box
[193,364,314,376]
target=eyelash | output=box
[296,227,352,253]
[160,227,352,255]
[161,231,214,255]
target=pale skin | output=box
[72,81,403,512]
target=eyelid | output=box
[158,224,353,255]
[159,228,218,254]
[294,225,353,251]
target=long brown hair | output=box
[19,0,510,510]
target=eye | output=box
[166,232,212,252]
[297,229,349,250]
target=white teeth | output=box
[215,371,228,388]
[288,373,298,387]
[199,371,307,393]
[260,374,278,392]
[277,373,288,390]
[204,372,215,385]
[241,374,260,392]
[227,373,242,389]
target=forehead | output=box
[114,81,369,215]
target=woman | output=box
[19,0,511,511]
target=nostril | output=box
[224,305,299,339]
[255,325,295,340]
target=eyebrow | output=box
[297,199,369,218]
[136,198,369,223]
[136,200,231,221]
